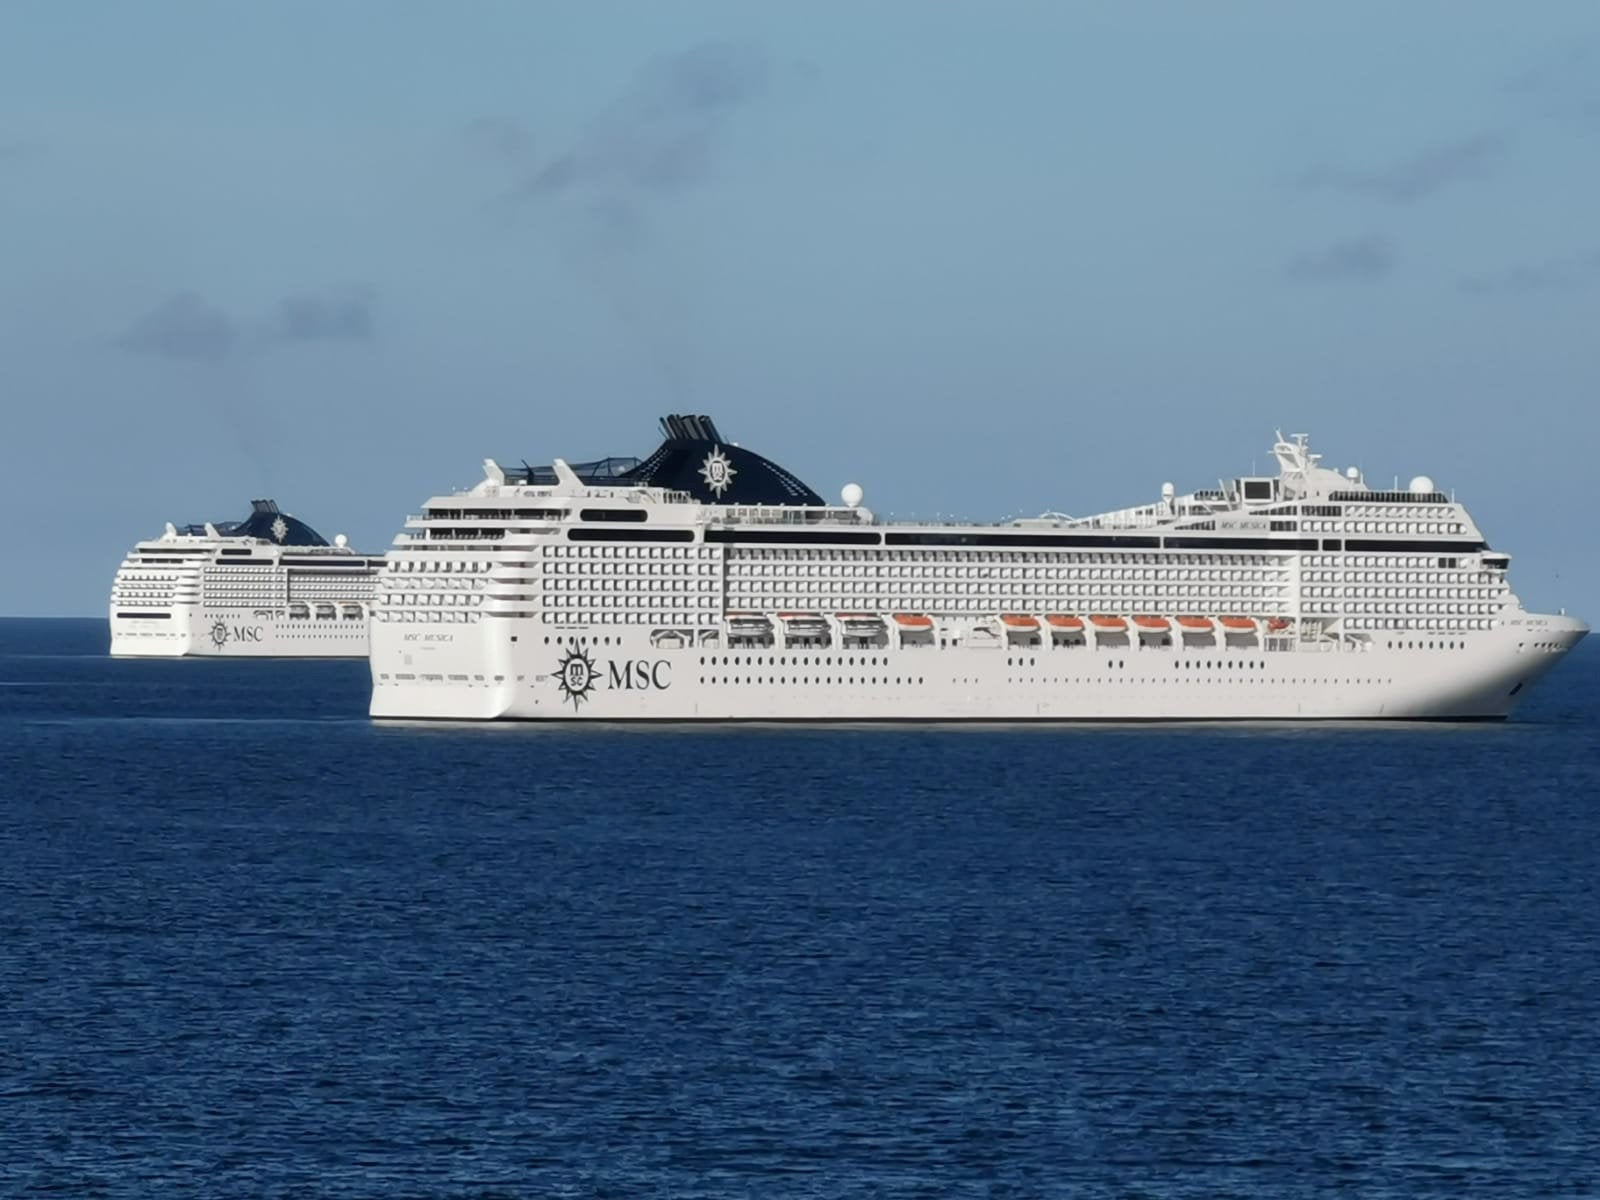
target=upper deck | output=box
[397,420,1488,561]
[128,499,371,560]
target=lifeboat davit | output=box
[1133,615,1169,631]
[1000,613,1040,630]
[779,611,831,641]
[1089,614,1127,631]
[1177,615,1213,631]
[1045,614,1084,630]
[836,612,887,637]
[892,613,933,630]
[1219,615,1256,631]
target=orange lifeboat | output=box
[1266,617,1292,632]
[1000,613,1040,630]
[1177,615,1213,631]
[1045,614,1084,630]
[1219,615,1256,631]
[1133,615,1169,631]
[892,613,933,630]
[1089,614,1127,631]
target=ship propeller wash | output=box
[369,417,1586,721]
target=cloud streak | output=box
[520,39,771,202]
[467,39,776,226]
[117,287,377,362]
[269,287,375,344]
[1,139,47,171]
[1298,134,1510,203]
[1459,249,1600,295]
[459,41,798,407]
[1505,44,1600,124]
[462,116,537,167]
[1284,235,1396,284]
[117,293,239,362]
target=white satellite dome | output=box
[1408,475,1436,495]
[1345,466,1360,480]
[334,533,349,548]
[1161,481,1175,499]
[841,482,864,509]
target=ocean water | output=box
[3,618,1598,1199]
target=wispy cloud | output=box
[1459,248,1600,295]
[117,293,238,362]
[1505,43,1600,124]
[462,116,536,167]
[268,287,375,344]
[519,40,772,202]
[1298,134,1511,204]
[118,287,377,362]
[459,41,799,404]
[466,38,783,238]
[1285,236,1396,284]
[1,139,47,169]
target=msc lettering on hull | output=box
[608,660,671,691]
[554,646,670,710]
[208,620,263,649]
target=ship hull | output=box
[110,606,369,659]
[370,613,1586,722]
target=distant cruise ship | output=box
[369,416,1586,721]
[110,500,383,658]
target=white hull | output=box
[109,499,382,659]
[111,607,369,658]
[370,613,1586,722]
[366,420,1588,724]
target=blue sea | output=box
[3,617,1598,1198]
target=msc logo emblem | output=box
[699,445,737,498]
[208,620,264,650]
[556,646,599,710]
[551,647,673,710]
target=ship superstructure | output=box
[110,500,383,658]
[369,417,1586,720]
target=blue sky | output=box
[3,1,1598,617]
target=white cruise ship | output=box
[110,500,383,658]
[369,416,1586,721]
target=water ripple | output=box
[1,621,1597,1197]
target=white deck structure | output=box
[110,500,382,658]
[369,419,1586,720]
